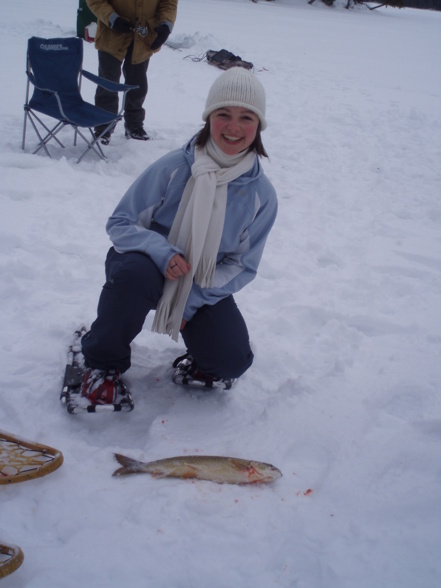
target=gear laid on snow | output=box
[0,431,63,485]
[0,542,24,579]
[185,49,254,73]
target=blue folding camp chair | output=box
[22,36,138,164]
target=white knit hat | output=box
[202,67,267,130]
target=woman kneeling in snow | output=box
[80,66,278,406]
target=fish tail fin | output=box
[112,453,146,477]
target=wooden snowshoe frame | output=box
[0,431,63,484]
[0,542,24,578]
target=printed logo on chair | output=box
[39,43,69,51]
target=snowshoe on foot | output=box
[172,353,235,390]
[81,368,121,405]
[60,327,134,414]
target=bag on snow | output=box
[205,49,253,71]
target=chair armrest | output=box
[81,69,138,93]
[26,72,68,120]
[28,72,57,95]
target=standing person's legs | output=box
[95,51,123,119]
[82,248,164,373]
[181,296,254,380]
[122,43,149,132]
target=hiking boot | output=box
[172,353,235,390]
[125,127,150,141]
[81,367,121,405]
[94,130,111,145]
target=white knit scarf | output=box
[152,138,256,341]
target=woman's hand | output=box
[165,254,191,281]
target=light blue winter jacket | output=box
[106,138,278,321]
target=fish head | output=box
[233,459,282,483]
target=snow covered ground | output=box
[1,0,440,586]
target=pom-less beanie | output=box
[202,67,267,130]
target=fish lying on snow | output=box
[113,453,282,485]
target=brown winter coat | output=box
[86,0,178,64]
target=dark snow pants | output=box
[81,248,254,379]
[95,44,149,132]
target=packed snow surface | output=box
[1,1,440,587]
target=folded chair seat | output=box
[22,37,138,164]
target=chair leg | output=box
[27,110,65,148]
[75,121,118,164]
[22,110,28,151]
[75,127,107,164]
[22,108,121,164]
[23,110,66,158]
[33,121,66,155]
[27,115,53,158]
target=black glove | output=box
[150,24,170,50]
[111,16,133,34]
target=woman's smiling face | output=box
[209,106,260,155]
